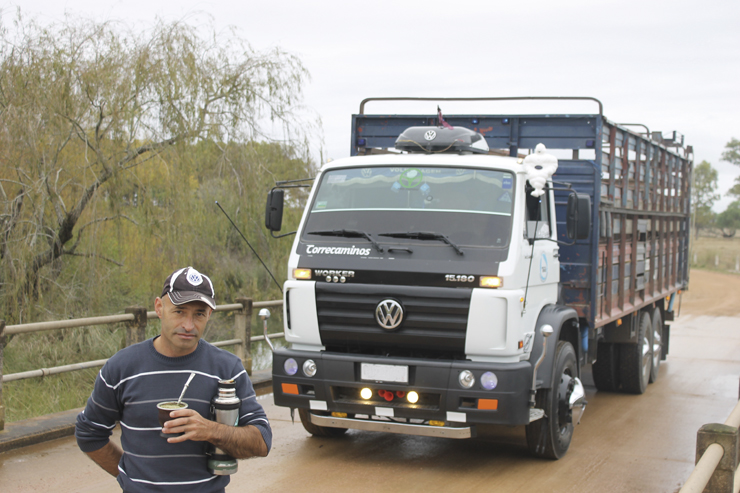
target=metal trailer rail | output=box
[0,298,283,431]
[680,393,740,493]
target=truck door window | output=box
[525,182,551,239]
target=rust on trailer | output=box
[585,121,690,329]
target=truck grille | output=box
[315,283,472,357]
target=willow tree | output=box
[0,14,311,325]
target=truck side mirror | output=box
[566,193,591,240]
[265,189,285,232]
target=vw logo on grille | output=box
[375,299,403,330]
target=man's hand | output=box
[162,409,268,459]
[85,441,122,477]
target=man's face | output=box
[153,295,212,357]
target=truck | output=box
[264,97,692,459]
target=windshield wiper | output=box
[307,229,384,253]
[378,231,464,256]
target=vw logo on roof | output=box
[424,130,437,141]
[375,299,403,330]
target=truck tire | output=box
[619,311,652,394]
[298,408,348,438]
[525,341,578,460]
[591,341,619,392]
[649,309,662,383]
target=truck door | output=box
[524,184,560,303]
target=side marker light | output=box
[478,399,498,410]
[282,383,299,395]
[429,420,445,427]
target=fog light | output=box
[360,388,373,399]
[303,359,317,377]
[407,391,419,404]
[284,358,298,376]
[459,370,475,389]
[481,371,498,390]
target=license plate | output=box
[361,363,408,383]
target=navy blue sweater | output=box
[76,337,272,492]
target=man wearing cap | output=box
[75,267,271,493]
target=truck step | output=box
[529,408,545,422]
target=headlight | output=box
[293,268,312,280]
[284,358,298,376]
[458,370,475,389]
[303,359,317,377]
[480,276,502,288]
[481,371,498,390]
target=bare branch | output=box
[62,250,123,267]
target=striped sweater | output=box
[75,337,272,492]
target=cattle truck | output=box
[264,97,692,459]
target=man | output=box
[76,266,271,492]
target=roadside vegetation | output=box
[1,13,314,422]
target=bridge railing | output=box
[680,390,740,493]
[0,296,283,431]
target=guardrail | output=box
[680,389,740,493]
[0,297,284,431]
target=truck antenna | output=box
[215,201,283,292]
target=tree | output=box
[717,200,740,238]
[721,138,740,198]
[0,13,312,325]
[691,161,718,237]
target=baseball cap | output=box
[161,266,216,310]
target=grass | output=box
[690,234,740,272]
[2,306,285,423]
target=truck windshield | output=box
[303,166,514,248]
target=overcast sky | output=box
[7,0,740,210]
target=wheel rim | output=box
[652,323,662,370]
[641,333,651,382]
[556,370,575,443]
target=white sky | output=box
[6,0,740,210]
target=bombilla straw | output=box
[177,372,196,406]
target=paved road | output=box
[2,308,738,493]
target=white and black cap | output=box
[161,266,216,310]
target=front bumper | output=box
[273,349,533,428]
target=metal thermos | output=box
[207,379,240,475]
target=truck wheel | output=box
[619,311,652,394]
[525,341,578,460]
[298,408,348,438]
[591,341,619,392]
[649,309,662,383]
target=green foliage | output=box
[692,161,718,234]
[717,200,740,236]
[721,137,740,167]
[0,13,314,323]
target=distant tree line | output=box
[692,138,740,237]
[0,12,316,335]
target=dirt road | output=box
[1,269,739,492]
